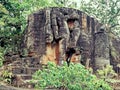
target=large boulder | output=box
[1,7,120,89]
[22,7,111,70]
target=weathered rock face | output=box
[94,29,110,70]
[110,37,120,72]
[1,7,120,88]
[22,7,112,70]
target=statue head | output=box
[100,25,106,32]
[70,11,79,20]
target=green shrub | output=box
[0,70,13,84]
[96,65,117,80]
[31,62,112,90]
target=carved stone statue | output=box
[23,7,111,70]
[2,7,120,88]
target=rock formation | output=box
[22,7,111,70]
[1,7,120,88]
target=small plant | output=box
[31,62,112,90]
[96,65,117,80]
[0,70,13,84]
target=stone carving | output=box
[45,9,53,43]
[23,7,105,69]
[21,7,120,70]
[94,26,110,70]
[1,7,120,87]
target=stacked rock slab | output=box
[1,54,42,88]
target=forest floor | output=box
[1,78,120,90]
[106,75,120,90]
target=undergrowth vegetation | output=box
[0,47,5,67]
[96,65,117,80]
[31,62,112,90]
[0,70,13,84]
